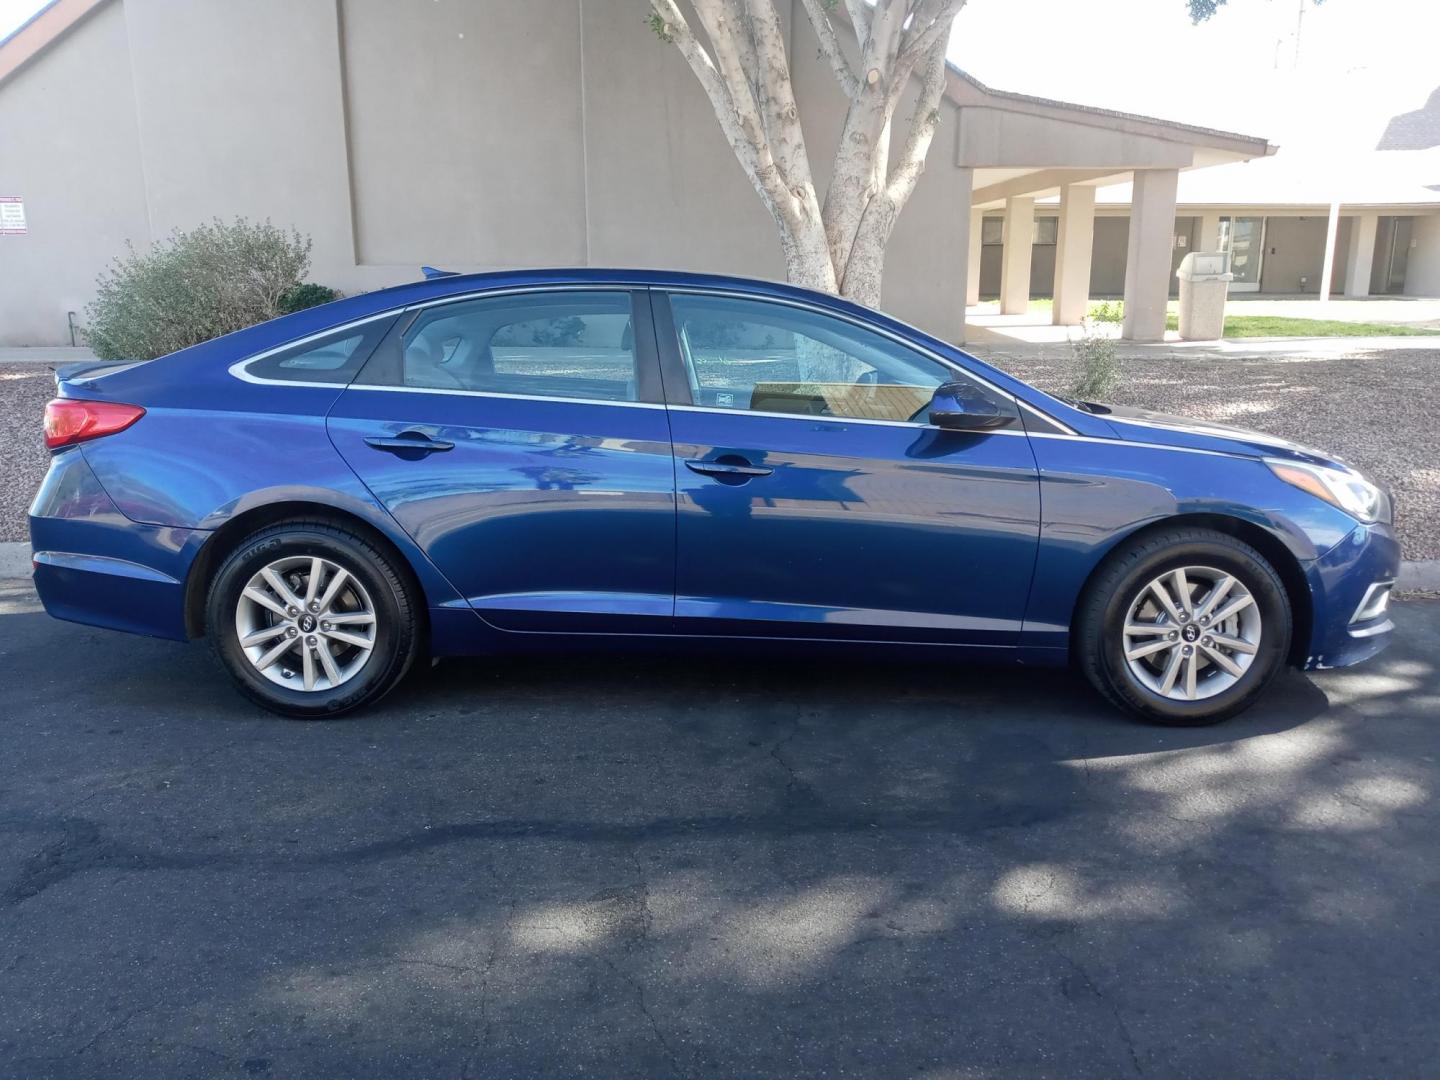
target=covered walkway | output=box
[944,70,1272,342]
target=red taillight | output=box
[43,399,145,450]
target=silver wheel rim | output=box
[234,556,377,693]
[1121,566,1262,702]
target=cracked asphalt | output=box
[1,580,1438,1078]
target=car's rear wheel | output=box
[206,522,419,718]
[1076,527,1292,725]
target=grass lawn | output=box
[1020,298,1439,338]
[1162,313,1440,338]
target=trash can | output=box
[1175,251,1233,341]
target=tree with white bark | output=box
[647,0,1295,310]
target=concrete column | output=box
[1052,184,1096,325]
[1198,212,1223,252]
[999,196,1035,315]
[1121,168,1179,341]
[966,208,984,307]
[1319,201,1341,301]
[1344,213,1379,298]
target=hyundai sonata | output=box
[31,270,1397,723]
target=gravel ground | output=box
[0,364,54,542]
[984,348,1439,560]
[3,352,1435,557]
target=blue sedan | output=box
[30,269,1397,724]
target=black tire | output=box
[205,521,420,718]
[1075,527,1292,726]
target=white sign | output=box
[0,197,27,235]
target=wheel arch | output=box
[1070,512,1312,667]
[183,500,432,641]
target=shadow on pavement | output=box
[0,585,1435,1077]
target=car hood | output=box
[1092,402,1352,470]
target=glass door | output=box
[1219,216,1265,292]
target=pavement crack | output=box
[767,714,821,809]
[1050,941,1144,1076]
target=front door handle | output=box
[684,457,773,479]
[364,431,455,456]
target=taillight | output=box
[43,399,146,450]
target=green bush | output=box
[1068,327,1120,401]
[278,282,340,314]
[84,218,313,360]
[1088,299,1124,324]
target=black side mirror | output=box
[928,381,1016,431]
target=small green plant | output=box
[84,218,313,360]
[1068,325,1120,401]
[1088,299,1124,325]
[278,283,340,314]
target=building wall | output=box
[0,0,973,347]
[0,3,151,346]
[1090,218,1129,297]
[1406,215,1440,296]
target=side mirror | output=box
[928,381,1016,431]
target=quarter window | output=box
[391,291,639,402]
[666,294,1013,424]
[242,318,394,384]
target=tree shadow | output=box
[0,590,1436,1076]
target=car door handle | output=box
[684,458,773,478]
[364,432,455,455]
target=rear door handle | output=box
[364,432,455,455]
[684,458,773,478]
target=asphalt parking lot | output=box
[1,581,1437,1078]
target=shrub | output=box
[278,282,340,314]
[84,218,313,360]
[1068,326,1120,401]
[1088,299,1124,324]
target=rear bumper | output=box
[29,448,207,642]
[1301,522,1401,670]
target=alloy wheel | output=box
[234,555,377,692]
[1120,565,1262,702]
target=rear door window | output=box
[371,291,645,403]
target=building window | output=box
[982,218,1004,245]
[1033,217,1058,245]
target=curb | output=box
[0,542,31,579]
[2,539,1437,593]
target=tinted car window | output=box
[667,294,1012,424]
[243,318,393,384]
[395,291,639,402]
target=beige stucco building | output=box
[0,0,1276,349]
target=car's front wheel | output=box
[1076,527,1293,725]
[206,521,420,718]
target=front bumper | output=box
[1300,521,1401,670]
[29,448,207,642]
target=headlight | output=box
[1265,458,1391,524]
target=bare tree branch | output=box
[885,35,949,205]
[647,0,798,229]
[797,0,859,96]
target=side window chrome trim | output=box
[664,402,1030,435]
[345,383,668,410]
[227,313,397,387]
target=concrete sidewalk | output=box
[0,347,97,365]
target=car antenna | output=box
[420,265,459,280]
